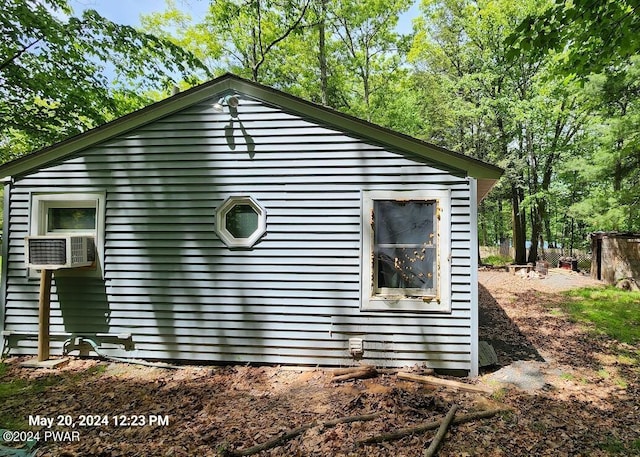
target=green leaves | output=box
[508,0,640,77]
[200,0,312,81]
[0,0,209,161]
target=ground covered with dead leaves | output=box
[1,269,639,456]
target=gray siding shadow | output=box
[102,114,261,361]
[55,275,110,335]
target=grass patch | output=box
[561,287,640,345]
[0,375,60,401]
[0,378,33,429]
[482,255,513,267]
[86,363,107,376]
[559,372,575,381]
[0,378,29,399]
[548,308,564,317]
[0,362,108,430]
[597,435,640,454]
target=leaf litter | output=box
[0,269,638,456]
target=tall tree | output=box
[508,0,640,76]
[142,0,413,124]
[510,0,640,234]
[569,59,640,231]
[0,0,209,161]
[519,74,594,261]
[409,0,593,263]
[202,0,312,82]
[329,0,411,120]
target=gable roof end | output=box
[0,73,503,199]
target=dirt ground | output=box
[1,269,639,456]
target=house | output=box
[0,74,502,376]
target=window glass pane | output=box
[376,247,436,291]
[226,204,259,238]
[47,207,96,231]
[374,200,437,294]
[374,200,435,245]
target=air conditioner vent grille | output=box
[70,236,95,264]
[29,239,67,265]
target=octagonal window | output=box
[225,204,259,238]
[216,196,266,248]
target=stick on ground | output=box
[331,365,375,376]
[332,366,377,382]
[229,412,383,456]
[357,408,505,446]
[397,372,493,394]
[423,404,458,457]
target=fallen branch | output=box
[331,365,375,376]
[229,411,383,456]
[332,366,378,382]
[228,423,314,457]
[386,368,433,375]
[397,372,493,394]
[423,404,458,457]
[357,408,506,446]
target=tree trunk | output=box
[251,27,260,82]
[363,69,371,121]
[511,184,527,264]
[527,203,541,263]
[318,0,328,105]
[545,204,553,249]
[479,201,488,246]
[614,158,623,192]
[497,198,504,246]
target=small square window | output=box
[29,193,105,277]
[47,207,96,232]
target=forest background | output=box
[2,0,639,264]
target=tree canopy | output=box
[0,0,209,161]
[2,0,639,252]
[508,0,640,76]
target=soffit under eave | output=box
[477,178,499,203]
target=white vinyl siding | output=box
[1,97,477,374]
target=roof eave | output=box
[0,73,504,183]
[0,76,235,178]
[231,78,504,181]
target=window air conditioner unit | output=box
[25,235,96,270]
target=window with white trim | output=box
[361,190,451,312]
[29,193,105,276]
[215,196,266,248]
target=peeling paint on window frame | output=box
[360,189,452,313]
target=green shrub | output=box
[482,255,513,267]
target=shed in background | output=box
[590,232,640,284]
